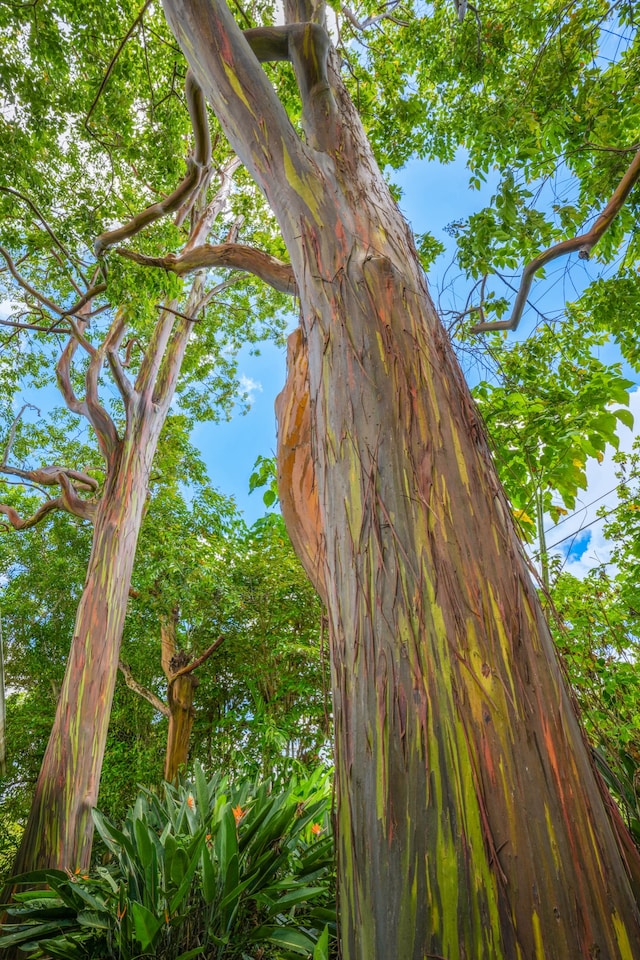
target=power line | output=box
[544,469,640,535]
[545,501,622,551]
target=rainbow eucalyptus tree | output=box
[157,0,640,957]
[0,108,261,878]
[1,0,640,954]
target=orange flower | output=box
[311,823,323,836]
[232,803,245,825]
[186,794,195,809]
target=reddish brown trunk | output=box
[161,617,197,782]
[164,672,197,783]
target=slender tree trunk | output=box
[163,1,640,954]
[161,615,198,782]
[8,401,167,878]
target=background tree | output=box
[0,428,328,877]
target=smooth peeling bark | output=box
[9,442,149,877]
[275,326,326,604]
[164,2,640,956]
[7,399,171,880]
[281,237,640,960]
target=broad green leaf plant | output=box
[0,765,335,960]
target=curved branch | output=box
[0,246,64,316]
[118,660,169,716]
[106,313,134,401]
[0,498,64,531]
[115,243,296,295]
[55,304,119,460]
[56,329,90,420]
[61,284,109,317]
[170,635,225,679]
[244,23,337,151]
[0,470,97,529]
[56,473,98,522]
[85,341,121,460]
[1,464,99,493]
[94,69,211,255]
[162,0,315,206]
[472,147,640,333]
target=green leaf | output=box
[313,925,330,960]
[131,901,163,951]
[251,925,316,955]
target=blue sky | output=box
[197,152,502,523]
[196,149,638,553]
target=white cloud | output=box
[546,387,640,579]
[238,374,263,405]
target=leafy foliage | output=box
[0,766,335,959]
[472,319,634,538]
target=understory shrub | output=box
[0,765,335,959]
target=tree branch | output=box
[85,0,154,133]
[56,472,98,522]
[471,147,640,333]
[94,68,211,255]
[84,337,121,460]
[161,607,180,678]
[1,464,98,493]
[0,245,65,317]
[0,186,90,284]
[170,635,225,679]
[118,660,170,716]
[0,317,71,335]
[106,312,134,401]
[115,242,296,295]
[56,326,91,421]
[0,498,64,531]
[340,1,408,31]
[162,0,316,210]
[0,468,97,529]
[184,156,241,249]
[134,300,178,397]
[1,404,40,469]
[244,23,337,151]
[61,284,109,317]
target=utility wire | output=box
[545,501,622,551]
[544,469,640,534]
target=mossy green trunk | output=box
[9,409,164,876]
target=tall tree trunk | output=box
[161,613,197,783]
[162,1,640,955]
[8,409,165,877]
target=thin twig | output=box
[85,0,154,131]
